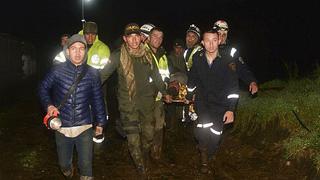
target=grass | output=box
[233,76,320,172]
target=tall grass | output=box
[233,74,320,171]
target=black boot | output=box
[199,148,209,174]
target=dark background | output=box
[1,0,320,82]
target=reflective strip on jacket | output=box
[184,44,202,71]
[79,30,111,70]
[146,45,170,101]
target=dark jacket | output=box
[188,50,239,112]
[168,51,187,74]
[38,60,106,127]
[219,44,257,85]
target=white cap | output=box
[140,23,155,37]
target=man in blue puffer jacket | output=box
[38,34,106,180]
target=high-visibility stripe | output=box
[189,112,198,121]
[185,45,202,71]
[87,54,109,69]
[187,86,196,92]
[100,58,109,65]
[183,50,188,59]
[155,92,162,101]
[210,128,223,135]
[88,64,104,69]
[158,69,170,81]
[227,94,239,99]
[54,51,66,62]
[230,47,237,57]
[197,123,213,128]
[147,45,170,81]
[181,108,186,122]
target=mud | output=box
[0,79,316,180]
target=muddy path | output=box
[0,80,315,180]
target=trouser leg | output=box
[127,133,144,168]
[121,118,144,167]
[194,107,225,174]
[151,101,164,160]
[165,103,177,130]
[55,131,74,178]
[75,128,93,177]
[194,127,210,173]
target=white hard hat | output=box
[186,24,201,38]
[140,23,155,37]
[214,20,229,30]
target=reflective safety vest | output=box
[184,45,202,71]
[152,54,170,81]
[79,30,111,70]
[147,45,170,101]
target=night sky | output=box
[1,0,320,82]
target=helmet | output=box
[83,21,98,34]
[140,23,155,37]
[214,20,229,31]
[186,24,201,38]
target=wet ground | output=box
[0,79,316,180]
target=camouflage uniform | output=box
[100,47,166,168]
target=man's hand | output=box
[249,82,258,94]
[184,94,195,104]
[163,94,173,103]
[95,126,103,136]
[184,98,191,104]
[47,105,59,116]
[223,111,234,124]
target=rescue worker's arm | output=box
[224,63,240,124]
[98,43,111,68]
[100,51,119,85]
[150,59,172,103]
[185,55,199,102]
[226,62,240,113]
[233,51,258,94]
[236,58,258,91]
[91,69,107,128]
[168,55,187,74]
[38,68,57,113]
[167,55,174,74]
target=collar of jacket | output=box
[66,59,88,71]
[147,44,166,59]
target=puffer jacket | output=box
[38,60,106,127]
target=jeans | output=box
[55,128,93,177]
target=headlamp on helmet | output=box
[214,20,229,31]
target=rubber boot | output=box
[199,148,209,174]
[133,155,147,179]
